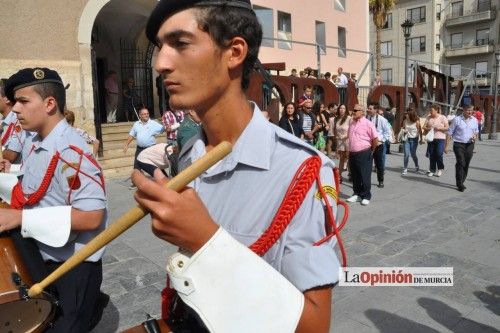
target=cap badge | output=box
[33,69,45,80]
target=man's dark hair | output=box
[32,82,66,113]
[325,72,331,78]
[195,7,262,90]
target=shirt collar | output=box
[32,119,69,151]
[181,103,272,177]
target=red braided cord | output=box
[1,122,15,146]
[10,152,60,209]
[249,156,322,256]
[161,155,350,319]
[313,171,348,267]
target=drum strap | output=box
[162,155,349,322]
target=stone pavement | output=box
[91,138,500,333]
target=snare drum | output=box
[0,233,56,333]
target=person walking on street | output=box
[347,104,379,206]
[448,104,478,192]
[400,107,423,175]
[334,104,350,182]
[473,106,484,141]
[367,104,391,188]
[424,104,448,177]
[123,107,165,175]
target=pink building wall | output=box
[252,0,370,86]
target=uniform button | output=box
[184,281,189,287]
[177,260,184,268]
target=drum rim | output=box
[0,289,56,333]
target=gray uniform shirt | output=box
[19,120,108,262]
[179,104,340,292]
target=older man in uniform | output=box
[0,68,108,332]
[131,1,343,332]
[448,104,479,192]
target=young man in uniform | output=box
[132,1,341,332]
[0,68,108,332]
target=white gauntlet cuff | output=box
[0,173,18,204]
[22,206,72,247]
[167,227,304,333]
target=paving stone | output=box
[349,253,386,267]
[358,225,391,236]
[112,284,162,310]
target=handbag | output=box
[424,129,434,143]
[397,129,408,143]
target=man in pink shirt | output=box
[346,104,379,206]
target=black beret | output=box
[5,67,64,102]
[146,0,253,44]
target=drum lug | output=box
[142,313,161,333]
[11,272,22,286]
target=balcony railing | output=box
[476,38,491,46]
[444,39,495,57]
[448,0,492,19]
[445,2,496,26]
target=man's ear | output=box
[227,37,248,70]
[44,96,58,115]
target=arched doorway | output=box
[91,0,158,123]
[78,0,160,146]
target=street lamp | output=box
[401,19,414,108]
[489,49,500,140]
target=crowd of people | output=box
[277,88,482,204]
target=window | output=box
[407,6,426,23]
[436,34,441,50]
[476,29,490,46]
[475,61,488,76]
[380,41,392,56]
[450,64,462,77]
[409,36,426,53]
[338,27,346,57]
[436,4,441,20]
[451,33,463,49]
[451,1,463,18]
[382,13,392,29]
[315,21,326,55]
[478,0,491,12]
[334,0,346,12]
[254,6,274,47]
[380,69,392,84]
[277,11,292,50]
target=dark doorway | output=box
[120,39,155,119]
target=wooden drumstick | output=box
[28,141,232,297]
